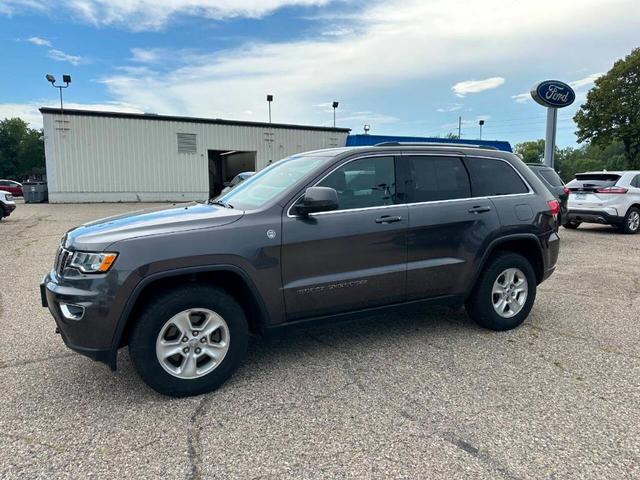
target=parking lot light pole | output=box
[332,101,339,128]
[46,74,71,114]
[266,94,273,123]
[479,119,485,139]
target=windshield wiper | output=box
[208,199,234,209]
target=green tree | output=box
[0,118,45,179]
[574,47,640,168]
[515,140,545,163]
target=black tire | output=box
[563,221,580,229]
[465,252,537,331]
[129,285,248,397]
[620,207,640,234]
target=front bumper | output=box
[2,202,16,216]
[40,271,118,368]
[566,209,624,225]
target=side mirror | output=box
[292,187,339,216]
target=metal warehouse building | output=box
[41,108,350,203]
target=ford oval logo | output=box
[530,80,575,108]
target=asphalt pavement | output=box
[1,201,639,479]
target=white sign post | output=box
[530,80,576,169]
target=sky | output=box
[0,0,638,147]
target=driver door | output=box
[281,155,408,320]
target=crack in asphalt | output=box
[187,395,211,480]
[0,352,76,370]
[306,331,523,479]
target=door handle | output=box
[468,206,491,214]
[375,215,403,224]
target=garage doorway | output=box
[208,150,257,198]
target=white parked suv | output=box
[565,171,640,234]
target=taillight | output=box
[563,186,570,195]
[547,199,560,215]
[596,186,628,194]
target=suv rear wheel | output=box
[466,252,537,331]
[129,285,248,397]
[620,207,640,234]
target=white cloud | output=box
[570,72,603,89]
[21,35,85,65]
[0,101,143,129]
[2,0,333,30]
[47,49,84,65]
[511,92,531,104]
[26,36,52,47]
[437,103,464,113]
[452,77,505,97]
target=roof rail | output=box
[374,141,499,150]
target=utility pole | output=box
[458,116,462,138]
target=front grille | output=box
[54,247,72,276]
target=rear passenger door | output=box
[464,157,533,228]
[405,155,500,300]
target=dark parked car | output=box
[41,144,560,396]
[526,164,569,225]
[0,179,23,197]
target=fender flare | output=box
[468,233,544,293]
[108,264,270,370]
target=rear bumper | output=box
[567,209,624,225]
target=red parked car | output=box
[0,180,23,197]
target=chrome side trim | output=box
[286,152,534,218]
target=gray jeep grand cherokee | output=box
[41,144,560,397]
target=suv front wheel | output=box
[129,285,248,397]
[466,252,537,331]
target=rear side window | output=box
[539,169,564,187]
[465,158,529,196]
[567,174,621,189]
[408,156,470,202]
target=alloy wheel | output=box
[155,308,230,379]
[628,211,640,232]
[491,268,528,318]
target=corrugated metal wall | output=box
[43,112,349,203]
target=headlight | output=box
[69,251,118,273]
[6,195,13,201]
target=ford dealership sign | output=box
[530,80,575,108]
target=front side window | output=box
[409,156,470,202]
[318,156,396,210]
[466,158,529,196]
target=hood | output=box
[65,202,244,251]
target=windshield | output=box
[218,155,331,210]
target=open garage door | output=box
[208,150,257,198]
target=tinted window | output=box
[567,174,620,189]
[466,158,528,196]
[319,156,396,210]
[539,169,564,187]
[632,175,640,188]
[409,156,470,202]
